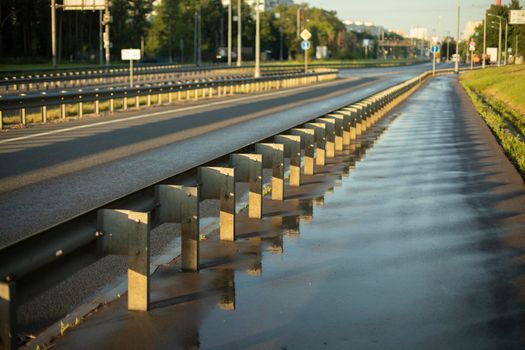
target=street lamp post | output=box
[254,0,260,78]
[104,0,110,66]
[454,0,460,73]
[51,0,57,67]
[482,15,486,69]
[488,13,506,67]
[498,18,502,66]
[504,21,508,65]
[228,0,232,66]
[237,0,242,67]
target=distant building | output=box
[463,21,482,40]
[390,29,407,38]
[244,0,293,11]
[409,27,429,40]
[344,20,384,37]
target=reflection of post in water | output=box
[266,234,283,254]
[299,199,314,224]
[246,261,262,277]
[216,269,236,311]
[179,327,200,350]
[246,237,263,277]
[282,215,300,237]
[313,196,325,208]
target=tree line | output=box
[1,0,398,64]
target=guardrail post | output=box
[135,96,140,109]
[329,112,351,146]
[231,154,263,219]
[155,185,200,271]
[21,108,26,126]
[198,167,236,241]
[0,281,16,350]
[255,143,285,201]
[315,118,336,158]
[290,128,315,176]
[304,122,327,166]
[147,94,152,107]
[41,106,47,123]
[158,93,162,105]
[275,135,301,187]
[97,209,150,311]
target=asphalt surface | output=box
[51,75,525,349]
[0,62,440,334]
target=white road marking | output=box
[0,79,351,145]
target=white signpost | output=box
[510,10,525,24]
[300,29,312,73]
[121,49,141,87]
[431,45,440,76]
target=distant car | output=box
[472,54,490,65]
[215,47,237,62]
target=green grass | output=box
[460,65,525,176]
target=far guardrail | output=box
[0,69,337,129]
[0,59,429,93]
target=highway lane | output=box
[0,63,434,333]
[0,63,434,246]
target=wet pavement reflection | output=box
[54,76,525,349]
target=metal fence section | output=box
[0,69,337,129]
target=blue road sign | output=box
[431,45,440,54]
[301,40,311,50]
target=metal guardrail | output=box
[0,68,434,349]
[0,60,429,93]
[0,69,335,129]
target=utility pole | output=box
[296,8,301,37]
[454,0,460,74]
[254,0,261,78]
[104,0,110,66]
[51,0,57,67]
[482,16,486,69]
[194,11,198,65]
[198,8,202,66]
[504,21,508,65]
[517,34,519,57]
[228,0,232,66]
[237,0,242,66]
[446,39,450,61]
[99,11,103,65]
[498,18,502,66]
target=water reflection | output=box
[215,269,236,311]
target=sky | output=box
[303,0,498,37]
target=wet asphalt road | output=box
[52,75,525,349]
